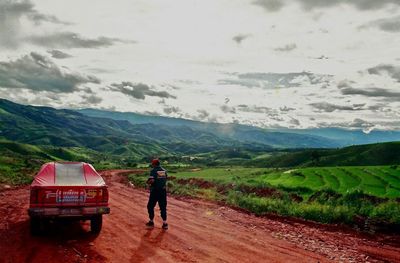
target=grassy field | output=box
[173,166,400,198]
[128,165,400,229]
[0,140,135,185]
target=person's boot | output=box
[162,222,168,230]
[146,220,154,228]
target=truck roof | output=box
[31,162,106,187]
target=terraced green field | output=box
[264,166,400,198]
[129,165,400,226]
[174,166,400,198]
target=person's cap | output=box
[151,159,160,166]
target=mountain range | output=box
[1,98,400,162]
[78,108,400,148]
[1,98,400,171]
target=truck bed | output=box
[28,162,110,217]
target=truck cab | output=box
[28,162,110,235]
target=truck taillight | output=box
[30,188,39,204]
[102,187,109,203]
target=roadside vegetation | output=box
[128,166,400,231]
[0,140,135,185]
[1,137,399,231]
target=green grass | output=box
[172,168,271,183]
[0,156,35,185]
[0,139,135,185]
[127,165,400,229]
[125,165,400,229]
[245,141,400,168]
[172,166,400,198]
[259,166,400,198]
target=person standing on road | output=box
[146,159,168,230]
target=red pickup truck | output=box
[28,162,110,235]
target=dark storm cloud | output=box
[317,118,400,133]
[0,0,32,48]
[0,1,131,50]
[340,87,400,98]
[289,118,300,126]
[110,82,176,100]
[0,0,69,25]
[47,50,73,59]
[197,109,210,119]
[317,118,376,133]
[27,12,70,25]
[253,0,400,12]
[274,43,297,52]
[185,110,217,122]
[237,104,275,114]
[315,55,329,60]
[252,0,284,11]
[0,52,100,93]
[219,71,329,89]
[271,116,284,122]
[220,105,236,113]
[337,80,355,89]
[360,16,400,33]
[237,105,284,121]
[367,64,400,82]
[310,102,365,112]
[144,111,161,116]
[82,94,103,104]
[367,103,393,113]
[0,0,69,48]
[279,106,296,112]
[163,106,180,114]
[27,32,134,49]
[232,34,250,44]
[299,0,400,10]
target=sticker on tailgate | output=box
[86,189,100,199]
[56,189,86,203]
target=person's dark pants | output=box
[147,189,167,221]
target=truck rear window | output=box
[55,163,86,186]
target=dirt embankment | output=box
[0,170,399,263]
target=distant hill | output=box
[78,109,339,148]
[246,141,400,167]
[2,99,399,165]
[78,108,400,147]
[277,127,400,146]
[0,99,273,158]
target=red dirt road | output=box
[1,170,399,263]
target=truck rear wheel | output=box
[91,215,102,234]
[30,217,41,236]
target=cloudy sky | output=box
[1,0,400,131]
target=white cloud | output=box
[0,52,99,93]
[0,0,399,130]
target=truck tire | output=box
[30,217,41,236]
[91,215,102,234]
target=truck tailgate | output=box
[30,186,109,207]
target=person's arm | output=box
[147,170,155,185]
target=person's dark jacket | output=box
[148,166,167,191]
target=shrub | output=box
[308,188,342,204]
[295,203,354,224]
[341,190,387,207]
[127,173,147,188]
[167,180,198,197]
[370,201,400,224]
[196,188,221,201]
[127,169,400,230]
